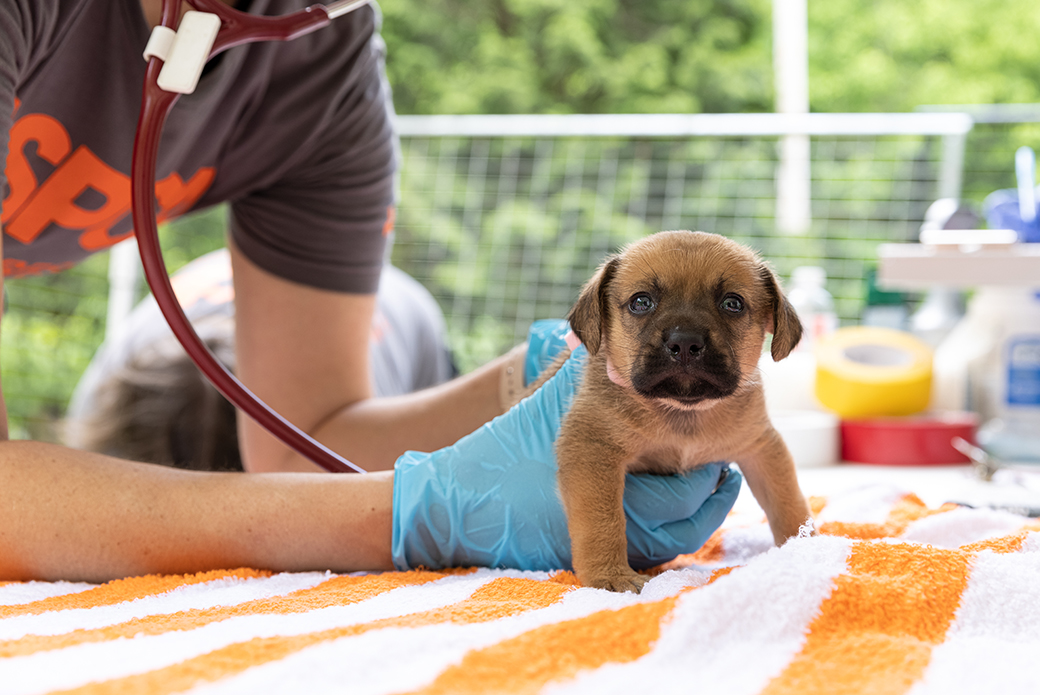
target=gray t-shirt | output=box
[1,0,395,292]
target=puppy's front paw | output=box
[579,568,649,594]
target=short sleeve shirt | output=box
[1,0,396,292]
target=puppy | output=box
[536,230,812,593]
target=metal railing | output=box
[388,112,974,369]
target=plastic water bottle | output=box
[758,266,837,414]
[787,266,838,353]
[973,288,1040,463]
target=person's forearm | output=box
[327,353,506,467]
[0,440,394,582]
[289,346,521,473]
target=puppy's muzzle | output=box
[629,327,740,405]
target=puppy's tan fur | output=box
[532,231,812,593]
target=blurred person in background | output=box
[64,249,456,471]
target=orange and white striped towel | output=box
[3,484,1040,694]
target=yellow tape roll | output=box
[814,327,933,419]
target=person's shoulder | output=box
[259,0,378,73]
[2,0,109,78]
[6,0,96,48]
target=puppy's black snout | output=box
[664,329,706,365]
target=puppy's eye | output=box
[628,293,656,315]
[720,294,745,314]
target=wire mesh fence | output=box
[389,113,968,371]
[3,111,1039,438]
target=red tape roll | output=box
[840,412,979,465]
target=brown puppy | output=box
[543,230,812,592]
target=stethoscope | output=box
[132,0,373,473]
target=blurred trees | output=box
[379,0,775,115]
[380,0,1040,116]
[810,0,1040,113]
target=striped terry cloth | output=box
[3,483,1039,694]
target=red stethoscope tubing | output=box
[130,0,367,473]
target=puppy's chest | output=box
[624,432,737,475]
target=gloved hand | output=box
[392,343,743,572]
[524,318,572,384]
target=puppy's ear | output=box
[758,264,803,361]
[567,257,619,355]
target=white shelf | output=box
[393,112,974,138]
[878,241,1040,289]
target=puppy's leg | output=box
[556,438,647,593]
[738,429,813,545]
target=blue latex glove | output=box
[392,345,743,571]
[524,318,572,385]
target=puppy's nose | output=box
[664,329,706,365]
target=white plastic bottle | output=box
[930,289,1002,413]
[974,288,1040,463]
[787,265,838,354]
[758,266,837,414]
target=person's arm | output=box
[0,440,394,582]
[230,242,513,473]
[0,232,392,582]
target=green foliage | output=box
[809,0,1040,113]
[379,0,774,115]
[2,254,109,440]
[382,0,1040,117]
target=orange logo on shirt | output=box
[2,104,215,273]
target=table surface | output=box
[735,461,1040,518]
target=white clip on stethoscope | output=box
[133,0,373,473]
